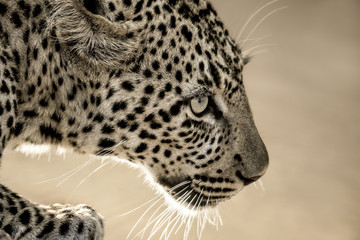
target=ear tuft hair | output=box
[49,0,142,68]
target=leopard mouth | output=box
[158,176,242,209]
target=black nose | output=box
[235,170,261,186]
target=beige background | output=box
[1,0,359,239]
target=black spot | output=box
[121,81,134,91]
[3,224,13,235]
[108,2,115,11]
[195,44,202,55]
[11,12,22,28]
[40,125,63,142]
[42,63,47,75]
[141,97,149,105]
[209,63,220,87]
[0,3,8,16]
[175,71,182,82]
[84,0,102,14]
[135,143,148,153]
[150,122,162,129]
[164,150,171,158]
[170,16,176,28]
[51,112,62,123]
[1,80,10,94]
[143,69,152,78]
[144,114,154,122]
[122,0,132,7]
[234,154,242,162]
[68,118,75,126]
[181,25,192,42]
[112,101,127,112]
[152,145,160,153]
[154,5,160,14]
[82,125,93,133]
[7,116,14,128]
[12,49,20,65]
[23,29,30,43]
[5,100,11,112]
[115,11,125,21]
[144,85,154,94]
[158,23,167,36]
[32,4,42,17]
[28,84,36,95]
[19,210,31,225]
[101,124,115,134]
[166,63,172,72]
[42,38,48,49]
[37,221,54,238]
[14,122,24,136]
[162,52,169,60]
[134,0,144,14]
[93,113,104,123]
[170,101,182,116]
[77,222,84,234]
[9,206,18,215]
[157,40,163,47]
[67,132,78,138]
[152,61,160,70]
[98,138,116,148]
[59,221,70,235]
[117,120,128,129]
[159,110,170,122]
[33,48,38,60]
[185,63,192,74]
[135,107,144,114]
[129,123,139,132]
[24,110,38,117]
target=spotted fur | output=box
[0,0,268,239]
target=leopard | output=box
[0,0,269,239]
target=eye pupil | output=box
[190,96,209,115]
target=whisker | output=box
[74,160,109,189]
[96,139,125,156]
[148,190,194,239]
[161,192,198,240]
[258,179,266,192]
[237,34,272,46]
[35,158,95,185]
[243,5,288,43]
[126,192,166,239]
[236,0,279,42]
[248,49,270,57]
[242,43,277,55]
[56,159,96,187]
[121,195,161,218]
[119,180,190,219]
[130,184,190,240]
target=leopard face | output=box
[44,0,269,209]
[5,0,268,211]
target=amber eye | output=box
[190,96,209,115]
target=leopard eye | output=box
[190,96,209,115]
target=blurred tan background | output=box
[1,0,359,239]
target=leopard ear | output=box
[50,0,142,68]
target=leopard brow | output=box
[183,88,212,101]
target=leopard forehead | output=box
[1,0,268,209]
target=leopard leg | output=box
[0,184,104,240]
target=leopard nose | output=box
[235,170,262,186]
[233,139,269,185]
